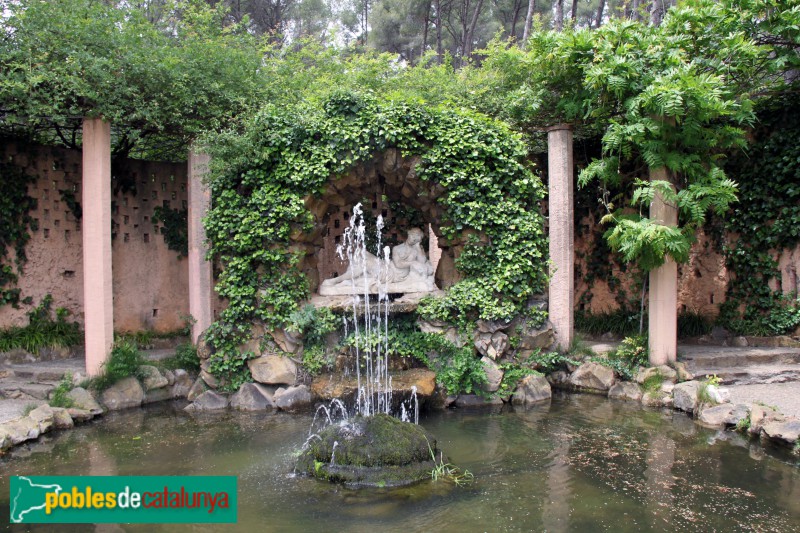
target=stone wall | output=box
[0,140,223,333]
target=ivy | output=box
[0,160,37,307]
[202,92,548,384]
[719,94,800,335]
[152,206,188,258]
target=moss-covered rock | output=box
[296,414,440,487]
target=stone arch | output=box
[293,149,462,294]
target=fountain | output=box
[296,204,444,486]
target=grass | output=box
[736,414,751,433]
[154,342,200,371]
[22,403,39,416]
[86,341,146,391]
[426,439,474,487]
[0,296,81,354]
[641,372,664,394]
[48,373,75,408]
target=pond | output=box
[1,393,799,532]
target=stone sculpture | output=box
[319,228,437,295]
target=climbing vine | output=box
[0,161,37,307]
[152,206,188,258]
[202,92,548,386]
[719,94,800,336]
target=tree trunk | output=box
[650,0,661,26]
[555,0,564,31]
[422,0,432,62]
[511,0,522,37]
[463,0,485,60]
[571,0,578,21]
[436,0,443,63]
[632,0,640,21]
[522,0,536,47]
[595,0,605,28]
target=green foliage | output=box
[736,414,751,433]
[0,295,82,353]
[158,343,200,372]
[575,309,642,337]
[0,0,267,159]
[287,305,339,375]
[426,437,474,486]
[0,161,37,307]
[90,341,146,391]
[202,91,547,382]
[677,310,713,338]
[525,349,578,375]
[640,372,664,394]
[494,361,538,399]
[719,95,800,335]
[595,335,649,381]
[341,317,488,396]
[49,373,75,409]
[152,206,188,258]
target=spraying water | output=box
[334,203,393,418]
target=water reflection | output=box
[0,396,798,532]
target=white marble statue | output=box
[319,228,437,295]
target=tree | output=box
[0,0,266,160]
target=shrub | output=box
[49,373,75,408]
[90,341,146,391]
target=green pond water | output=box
[1,393,799,532]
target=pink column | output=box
[188,151,213,343]
[547,124,575,351]
[648,167,678,365]
[82,118,113,376]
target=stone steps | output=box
[679,345,800,385]
[0,380,58,401]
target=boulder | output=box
[481,356,504,393]
[163,369,176,386]
[138,365,169,391]
[187,377,209,401]
[143,387,173,404]
[230,383,275,411]
[546,371,569,387]
[67,408,94,423]
[101,377,145,411]
[50,407,74,429]
[569,362,615,392]
[196,334,214,360]
[3,417,40,445]
[512,374,552,405]
[706,385,730,404]
[517,322,555,353]
[454,394,503,407]
[476,319,511,334]
[673,362,694,382]
[270,328,303,355]
[732,336,748,347]
[698,404,737,427]
[248,354,297,386]
[608,382,643,402]
[474,332,509,360]
[761,419,800,445]
[642,391,673,408]
[273,385,314,412]
[199,362,219,389]
[672,381,703,413]
[636,366,676,385]
[66,387,104,415]
[417,320,466,348]
[171,369,194,398]
[27,405,55,433]
[749,404,778,437]
[185,390,229,411]
[725,404,752,427]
